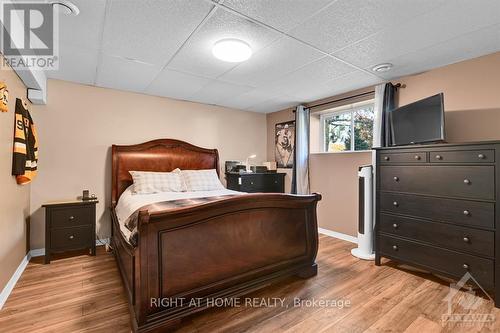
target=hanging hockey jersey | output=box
[12,98,38,185]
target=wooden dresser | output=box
[43,200,98,264]
[225,172,286,193]
[375,141,500,306]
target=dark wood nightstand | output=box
[225,172,286,193]
[42,200,98,264]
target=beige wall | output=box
[0,59,31,292]
[397,51,500,142]
[29,79,267,250]
[266,51,500,237]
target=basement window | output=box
[319,100,375,152]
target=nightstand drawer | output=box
[51,226,93,250]
[51,206,92,228]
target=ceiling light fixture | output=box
[372,63,393,72]
[212,39,252,63]
[50,0,80,16]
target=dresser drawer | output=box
[379,234,494,289]
[51,206,92,228]
[430,150,494,163]
[379,152,427,164]
[379,214,494,257]
[380,166,494,200]
[380,193,494,229]
[51,226,93,251]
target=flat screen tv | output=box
[390,93,445,146]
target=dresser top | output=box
[373,140,500,151]
[42,199,99,208]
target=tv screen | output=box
[390,93,445,146]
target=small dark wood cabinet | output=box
[225,172,286,193]
[375,141,500,307]
[43,200,98,264]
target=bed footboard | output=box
[130,193,320,332]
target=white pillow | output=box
[181,169,224,191]
[129,169,185,194]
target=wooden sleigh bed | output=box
[110,139,321,332]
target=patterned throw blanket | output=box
[124,195,236,247]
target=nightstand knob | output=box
[250,181,254,185]
[69,235,74,240]
[393,176,399,182]
[393,201,399,207]
[463,179,471,185]
[69,216,75,221]
[414,155,421,160]
[274,181,278,184]
[463,210,470,216]
[463,236,470,243]
[435,155,442,160]
[463,263,469,270]
[392,223,398,229]
[384,156,390,161]
[392,245,398,251]
[478,154,486,160]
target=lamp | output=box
[245,154,257,172]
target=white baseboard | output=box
[0,252,31,310]
[30,238,110,258]
[318,227,358,244]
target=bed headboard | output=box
[111,139,220,205]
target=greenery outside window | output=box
[320,100,375,152]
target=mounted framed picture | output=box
[275,120,295,168]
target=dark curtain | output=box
[380,83,396,147]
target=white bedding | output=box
[115,186,243,242]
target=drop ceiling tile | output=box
[146,68,211,100]
[219,37,324,86]
[189,80,254,105]
[245,96,299,113]
[289,0,448,53]
[221,88,279,110]
[334,0,500,69]
[96,55,162,92]
[102,0,213,65]
[168,9,281,78]
[374,24,500,80]
[56,0,107,50]
[222,0,333,32]
[260,56,357,97]
[286,70,382,102]
[46,44,99,85]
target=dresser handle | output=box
[393,201,399,207]
[435,155,442,160]
[68,216,75,221]
[463,236,470,243]
[69,235,74,240]
[414,155,421,160]
[392,245,398,251]
[478,154,485,160]
[393,176,399,182]
[384,156,390,161]
[463,210,470,216]
[250,182,254,185]
[462,263,469,270]
[392,223,398,229]
[463,179,471,185]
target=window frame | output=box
[319,100,375,153]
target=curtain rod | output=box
[293,82,405,112]
[305,90,375,110]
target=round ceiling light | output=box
[51,1,80,16]
[372,63,393,72]
[212,39,252,63]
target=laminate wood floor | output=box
[1,235,499,332]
